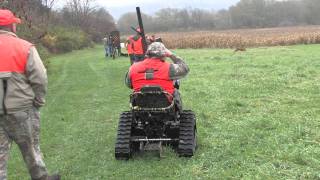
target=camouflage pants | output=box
[129,54,135,65]
[0,107,48,180]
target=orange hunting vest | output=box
[127,36,134,55]
[132,36,144,55]
[129,58,174,94]
[0,34,32,73]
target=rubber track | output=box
[178,110,196,157]
[115,111,132,160]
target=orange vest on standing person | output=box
[0,34,32,73]
[129,58,174,94]
[126,36,134,55]
[132,36,144,55]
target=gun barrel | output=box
[136,7,148,54]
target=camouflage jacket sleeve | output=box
[169,54,189,80]
[25,46,48,108]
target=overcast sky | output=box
[56,0,241,20]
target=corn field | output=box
[157,26,320,49]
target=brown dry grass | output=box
[156,26,320,49]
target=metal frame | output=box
[130,91,175,112]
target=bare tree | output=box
[41,0,56,9]
[0,0,57,42]
[65,0,96,28]
[88,7,116,42]
[117,12,153,34]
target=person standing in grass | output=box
[132,27,145,63]
[0,9,60,180]
[125,42,189,111]
[102,36,109,57]
[126,35,135,65]
[107,34,113,57]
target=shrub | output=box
[42,26,92,53]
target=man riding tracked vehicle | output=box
[115,42,197,159]
[115,7,197,160]
[125,42,189,111]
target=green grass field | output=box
[8,45,320,179]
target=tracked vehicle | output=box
[115,85,197,159]
[114,7,197,159]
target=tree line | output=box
[1,0,319,56]
[118,0,320,34]
[0,0,116,55]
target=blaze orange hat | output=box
[0,9,21,26]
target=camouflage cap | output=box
[146,42,169,57]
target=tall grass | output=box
[158,26,320,49]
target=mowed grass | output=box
[8,45,320,179]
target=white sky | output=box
[55,0,241,19]
[96,0,156,8]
